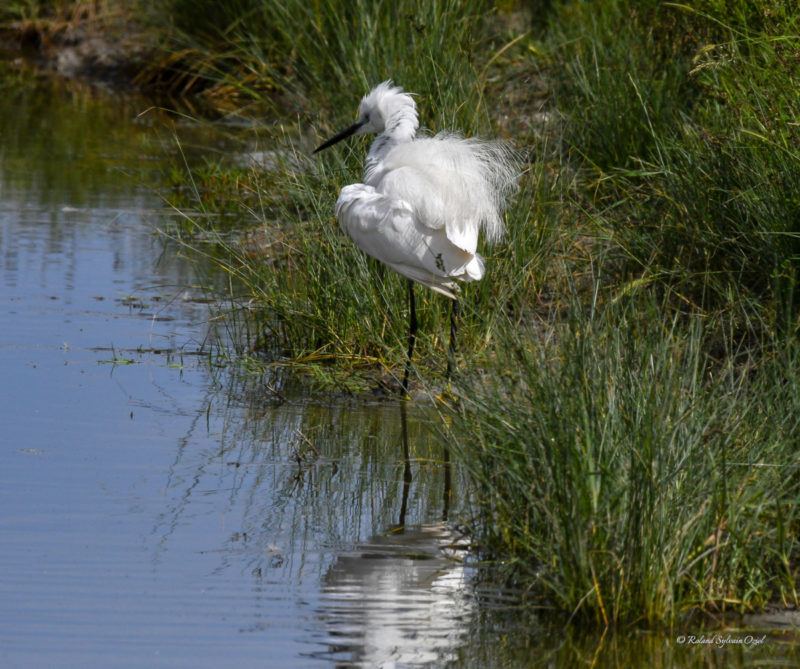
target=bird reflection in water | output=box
[311,403,468,667]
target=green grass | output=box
[136,0,514,125]
[546,0,800,318]
[17,0,798,626]
[435,0,800,626]
[444,284,800,626]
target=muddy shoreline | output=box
[0,14,152,89]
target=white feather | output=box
[336,183,484,298]
[372,133,518,251]
[320,80,519,298]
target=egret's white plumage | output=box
[335,183,483,298]
[314,80,519,388]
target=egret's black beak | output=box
[313,120,366,154]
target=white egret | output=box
[314,81,518,392]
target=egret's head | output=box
[314,81,418,153]
[355,81,416,134]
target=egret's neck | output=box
[364,112,417,185]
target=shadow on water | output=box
[1,69,799,668]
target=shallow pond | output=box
[1,72,798,668]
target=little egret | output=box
[314,81,518,392]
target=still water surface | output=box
[1,73,798,668]
[0,72,479,668]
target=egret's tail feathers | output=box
[462,251,485,281]
[387,255,483,300]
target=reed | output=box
[435,0,800,625]
[445,282,800,625]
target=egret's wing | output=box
[376,166,478,255]
[335,184,484,297]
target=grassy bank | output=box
[442,0,800,626]
[144,0,800,625]
[6,0,800,627]
[448,288,800,626]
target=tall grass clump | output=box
[447,285,800,626]
[141,0,508,130]
[434,0,800,626]
[547,1,800,321]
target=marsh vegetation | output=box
[6,0,800,630]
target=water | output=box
[1,72,798,668]
[0,72,473,668]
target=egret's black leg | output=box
[403,280,417,394]
[446,298,459,379]
[398,402,412,528]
